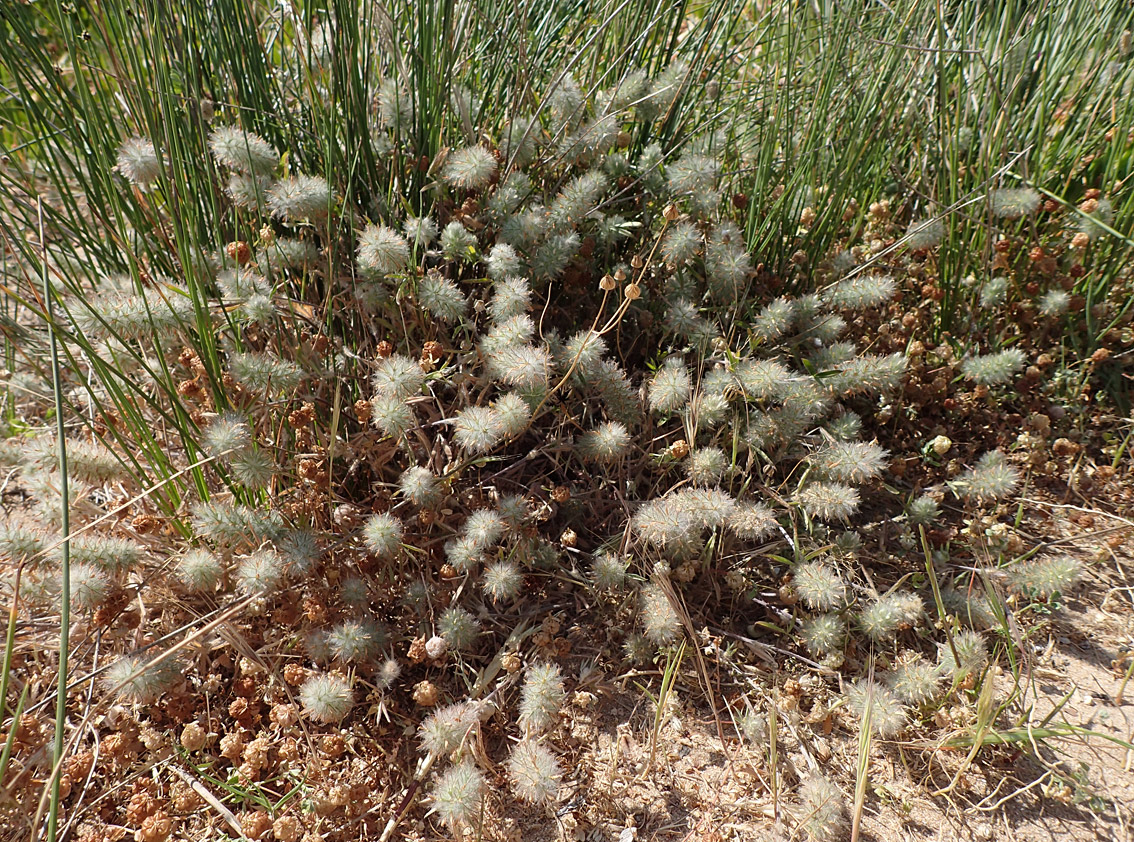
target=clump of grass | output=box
[4,3,1130,837]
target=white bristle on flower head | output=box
[209,126,279,175]
[268,175,331,222]
[115,137,163,186]
[442,145,498,191]
[508,740,563,804]
[357,224,411,277]
[453,406,505,454]
[299,672,354,723]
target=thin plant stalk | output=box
[645,639,686,775]
[43,200,71,842]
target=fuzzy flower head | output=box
[177,548,224,592]
[822,274,897,310]
[419,702,480,756]
[463,509,506,549]
[357,224,411,278]
[235,548,286,596]
[225,173,272,210]
[115,137,163,186]
[103,653,181,704]
[801,613,845,656]
[590,551,629,590]
[453,406,505,454]
[753,297,797,343]
[485,243,523,281]
[660,220,701,265]
[370,394,415,438]
[65,535,143,574]
[905,217,944,250]
[792,561,846,611]
[845,679,906,738]
[268,175,330,222]
[375,658,402,691]
[493,392,531,437]
[961,348,1025,385]
[438,606,480,651]
[440,221,478,262]
[727,502,779,541]
[578,421,631,463]
[209,127,279,175]
[632,494,698,550]
[403,215,438,247]
[953,450,1020,503]
[227,351,303,396]
[906,495,941,526]
[430,761,484,830]
[798,776,847,842]
[979,277,1007,308]
[482,561,523,602]
[486,343,552,389]
[1079,197,1115,240]
[811,440,888,484]
[649,361,692,414]
[938,630,988,679]
[858,591,923,642]
[326,620,381,663]
[508,741,563,804]
[667,153,719,198]
[887,654,942,705]
[70,563,110,610]
[230,449,274,489]
[795,482,860,522]
[299,673,354,723]
[443,145,498,191]
[398,465,443,507]
[686,447,727,486]
[417,273,466,321]
[371,354,425,400]
[1007,555,1081,600]
[362,512,404,558]
[519,662,565,733]
[1038,289,1070,317]
[990,187,1041,219]
[489,276,532,322]
[640,582,681,646]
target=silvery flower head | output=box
[115,137,163,187]
[268,175,331,223]
[209,126,279,175]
